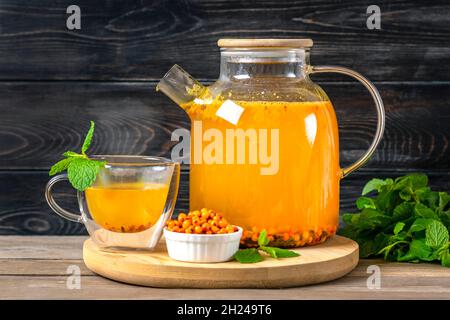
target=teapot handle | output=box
[309,66,385,178]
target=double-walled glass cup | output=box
[45,156,180,250]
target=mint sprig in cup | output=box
[49,121,106,191]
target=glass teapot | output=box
[157,38,385,248]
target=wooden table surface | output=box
[1,236,449,300]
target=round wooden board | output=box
[83,235,359,288]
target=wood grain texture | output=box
[0,235,86,259]
[1,275,449,299]
[0,236,449,299]
[0,0,449,81]
[0,82,188,169]
[0,82,448,170]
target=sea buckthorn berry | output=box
[201,210,209,219]
[165,209,238,235]
[167,221,176,228]
[182,220,191,229]
[218,220,227,228]
[194,226,203,234]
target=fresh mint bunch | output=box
[49,121,106,191]
[339,173,450,267]
[234,230,300,263]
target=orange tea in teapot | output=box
[185,99,340,247]
[157,38,385,248]
[85,182,169,233]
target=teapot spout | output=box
[156,64,206,107]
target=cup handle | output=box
[309,65,385,178]
[45,174,82,223]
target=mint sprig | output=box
[234,230,300,263]
[49,121,106,191]
[340,173,450,267]
[234,248,263,264]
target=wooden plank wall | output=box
[0,0,449,234]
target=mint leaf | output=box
[408,239,434,261]
[260,246,277,258]
[356,209,391,230]
[356,197,376,210]
[272,248,300,258]
[397,239,433,262]
[425,220,449,249]
[414,203,438,219]
[375,189,395,212]
[399,188,412,201]
[393,222,405,235]
[261,246,300,259]
[81,121,95,155]
[67,158,105,191]
[393,202,414,221]
[378,240,408,259]
[63,151,83,158]
[234,249,263,263]
[362,178,386,195]
[407,173,428,189]
[441,249,450,268]
[438,192,450,211]
[258,229,269,247]
[409,218,434,233]
[49,158,73,176]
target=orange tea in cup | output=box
[46,155,180,250]
[85,182,170,233]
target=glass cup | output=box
[45,155,180,250]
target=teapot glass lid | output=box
[217,38,314,48]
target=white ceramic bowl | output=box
[163,227,243,263]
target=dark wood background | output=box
[0,0,449,235]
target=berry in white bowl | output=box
[163,227,243,263]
